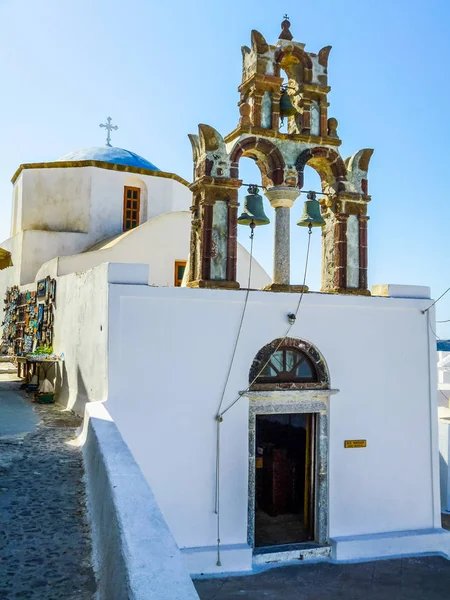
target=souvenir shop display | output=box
[1,276,57,357]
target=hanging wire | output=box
[214,414,223,566]
[429,320,441,341]
[437,319,450,324]
[214,221,255,567]
[241,184,336,197]
[440,389,450,403]
[215,225,255,418]
[422,285,450,314]
[221,226,313,418]
[213,226,313,567]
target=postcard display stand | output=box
[1,277,57,356]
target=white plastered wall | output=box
[4,165,192,289]
[16,166,191,244]
[20,167,92,233]
[104,281,442,573]
[0,236,21,329]
[52,264,109,414]
[87,168,191,245]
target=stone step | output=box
[253,543,331,566]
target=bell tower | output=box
[186,17,373,294]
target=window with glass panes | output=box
[123,186,141,231]
[174,260,187,286]
[256,347,317,384]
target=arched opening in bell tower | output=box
[237,157,273,285]
[292,166,323,291]
[278,74,291,134]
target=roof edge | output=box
[11,160,191,188]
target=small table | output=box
[28,359,58,381]
[26,358,60,385]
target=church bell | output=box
[237,185,270,227]
[297,191,325,228]
[279,89,296,119]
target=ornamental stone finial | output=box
[279,14,293,41]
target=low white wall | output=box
[105,283,441,573]
[81,401,198,600]
[52,263,149,414]
[52,264,109,413]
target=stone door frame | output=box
[245,389,339,548]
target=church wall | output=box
[105,283,440,573]
[88,169,191,246]
[51,213,192,287]
[0,235,22,325]
[146,177,191,220]
[19,230,88,285]
[21,168,91,233]
[1,165,194,298]
[11,166,191,262]
[11,176,23,236]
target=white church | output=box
[0,140,268,295]
[1,18,449,585]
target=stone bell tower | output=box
[186,17,373,294]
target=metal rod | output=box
[240,183,341,197]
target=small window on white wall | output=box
[310,101,320,136]
[123,186,140,231]
[174,261,187,286]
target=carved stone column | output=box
[321,195,371,295]
[358,216,369,290]
[186,177,241,289]
[319,102,329,137]
[271,90,281,130]
[264,186,304,292]
[333,213,348,289]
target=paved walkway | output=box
[194,555,450,599]
[0,380,96,600]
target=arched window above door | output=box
[249,337,329,391]
[258,347,317,383]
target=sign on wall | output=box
[344,440,367,448]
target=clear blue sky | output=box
[1,0,450,333]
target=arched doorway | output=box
[245,337,336,551]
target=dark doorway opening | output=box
[254,413,315,548]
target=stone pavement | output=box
[194,555,450,599]
[195,515,450,600]
[0,379,96,600]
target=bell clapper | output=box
[249,220,256,239]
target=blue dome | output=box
[57,146,159,171]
